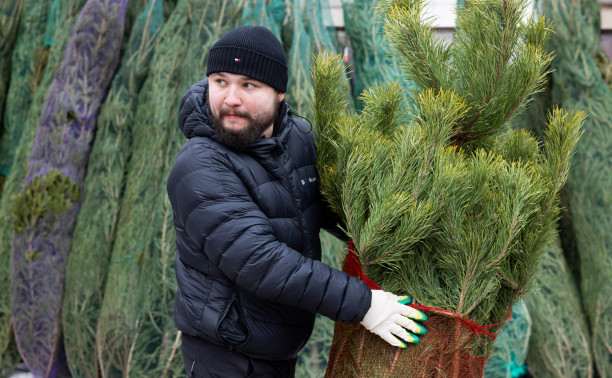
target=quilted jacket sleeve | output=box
[171,146,371,323]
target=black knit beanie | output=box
[206,25,288,92]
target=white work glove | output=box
[360,290,427,348]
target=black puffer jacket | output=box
[167,79,371,361]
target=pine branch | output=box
[379,0,450,91]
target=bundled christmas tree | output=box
[0,0,23,141]
[312,0,584,375]
[61,0,164,376]
[538,0,612,375]
[0,0,86,367]
[523,239,594,377]
[9,0,126,375]
[0,0,52,367]
[0,0,49,185]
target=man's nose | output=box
[224,85,241,106]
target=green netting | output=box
[539,0,612,375]
[124,0,149,37]
[241,0,284,38]
[61,1,164,376]
[95,0,247,375]
[0,0,23,154]
[0,0,50,184]
[0,1,50,366]
[484,301,531,378]
[9,0,126,374]
[42,0,61,46]
[285,2,311,118]
[285,0,342,119]
[522,239,594,377]
[162,0,178,20]
[93,1,191,375]
[341,0,413,111]
[0,0,86,365]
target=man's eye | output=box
[244,83,255,89]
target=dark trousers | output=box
[181,333,297,378]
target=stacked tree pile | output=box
[0,0,87,371]
[9,0,127,376]
[285,0,342,119]
[0,0,53,371]
[503,83,594,377]
[0,0,23,180]
[523,239,594,377]
[536,0,612,375]
[312,0,584,375]
[61,0,165,376]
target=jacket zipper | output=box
[274,137,308,253]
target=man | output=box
[167,25,426,377]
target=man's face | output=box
[208,72,284,151]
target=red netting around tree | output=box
[325,243,505,377]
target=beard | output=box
[208,97,280,151]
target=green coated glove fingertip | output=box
[398,333,419,345]
[408,333,420,344]
[416,324,427,335]
[398,296,412,305]
[411,308,427,321]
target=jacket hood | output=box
[177,78,292,141]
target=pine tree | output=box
[312,0,584,375]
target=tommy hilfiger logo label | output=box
[234,58,241,62]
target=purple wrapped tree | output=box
[9,0,127,376]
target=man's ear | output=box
[277,92,285,103]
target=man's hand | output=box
[360,290,427,348]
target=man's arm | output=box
[173,148,371,323]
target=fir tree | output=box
[313,0,584,374]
